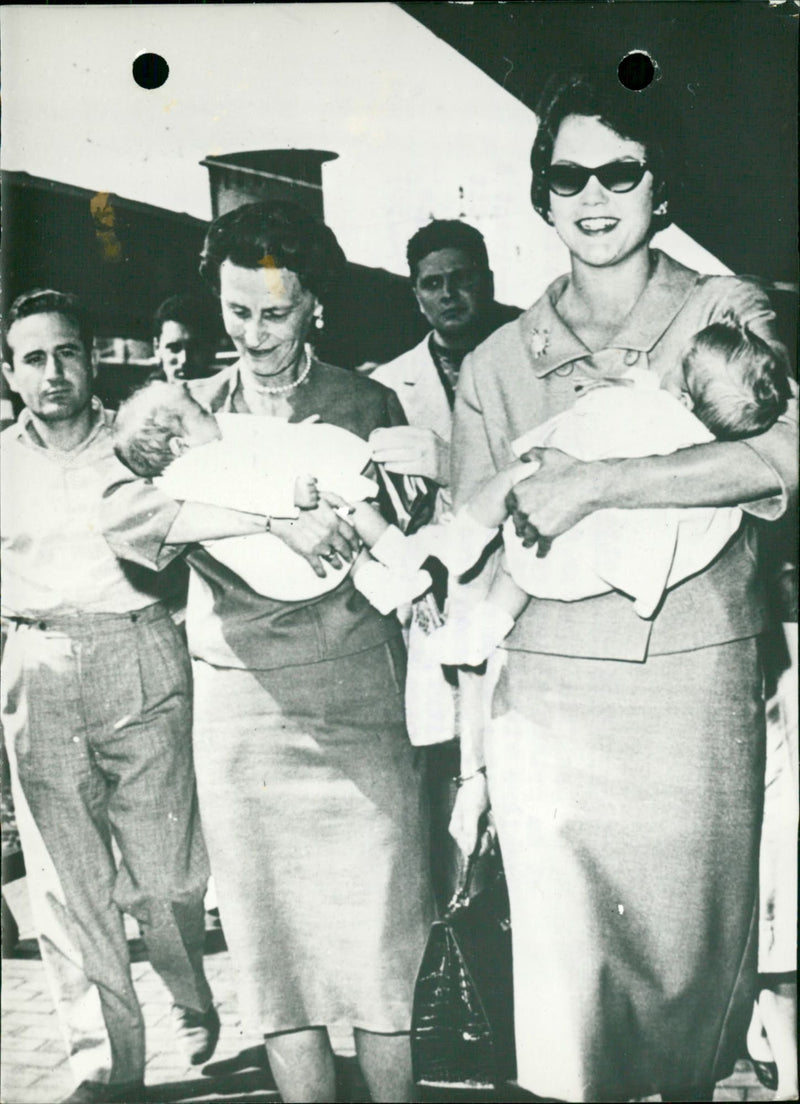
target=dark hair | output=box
[683,320,791,440]
[406,220,490,282]
[530,71,672,234]
[199,200,347,305]
[153,293,216,344]
[3,288,94,363]
[114,379,200,477]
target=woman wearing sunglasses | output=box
[449,72,796,1102]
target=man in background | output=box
[370,219,519,497]
[152,293,218,382]
[370,220,520,903]
[1,289,219,1104]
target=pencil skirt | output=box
[191,637,434,1036]
[487,636,765,1102]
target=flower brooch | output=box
[528,327,550,359]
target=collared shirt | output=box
[426,302,523,411]
[1,401,177,616]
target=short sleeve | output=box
[102,472,185,570]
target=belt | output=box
[2,603,165,633]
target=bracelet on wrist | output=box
[455,765,487,787]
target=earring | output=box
[313,307,324,331]
[653,200,669,217]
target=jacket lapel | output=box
[397,337,454,442]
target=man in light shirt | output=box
[1,290,218,1104]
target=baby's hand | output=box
[425,602,515,667]
[295,474,320,510]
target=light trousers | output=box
[1,604,211,1086]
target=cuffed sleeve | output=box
[102,474,185,570]
[740,393,798,519]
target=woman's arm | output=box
[510,275,797,545]
[369,424,450,485]
[168,499,359,579]
[368,378,450,485]
[508,431,793,549]
[448,669,491,857]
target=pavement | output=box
[0,889,780,1104]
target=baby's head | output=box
[677,320,790,440]
[114,379,220,477]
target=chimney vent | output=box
[200,149,338,219]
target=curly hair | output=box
[3,288,94,363]
[683,319,791,440]
[114,380,199,478]
[530,71,672,235]
[406,220,490,282]
[199,200,347,305]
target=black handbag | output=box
[411,846,516,1090]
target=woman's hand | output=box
[270,498,360,578]
[449,774,491,858]
[369,425,450,485]
[506,446,601,555]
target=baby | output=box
[426,319,791,664]
[113,380,432,613]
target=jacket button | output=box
[624,349,639,366]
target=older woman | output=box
[104,201,433,1103]
[449,74,796,1103]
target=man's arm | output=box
[369,378,450,485]
[103,474,359,578]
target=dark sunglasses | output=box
[547,160,649,197]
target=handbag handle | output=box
[444,849,480,918]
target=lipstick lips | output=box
[576,217,619,235]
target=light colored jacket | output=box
[452,250,797,662]
[372,334,454,447]
[373,335,458,744]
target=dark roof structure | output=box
[400,0,798,285]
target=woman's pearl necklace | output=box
[261,343,313,396]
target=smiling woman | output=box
[449,70,797,1103]
[199,200,346,390]
[218,262,317,385]
[103,201,434,1104]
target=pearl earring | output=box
[654,200,669,217]
[313,307,324,331]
